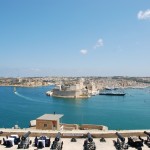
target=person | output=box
[34,136,38,147]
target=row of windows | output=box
[44,124,56,127]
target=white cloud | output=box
[137,9,150,20]
[80,49,88,55]
[94,38,104,49]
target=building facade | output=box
[36,114,63,130]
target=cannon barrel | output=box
[56,132,61,138]
[55,132,61,141]
[116,132,125,142]
[87,133,93,142]
[87,133,92,139]
[144,131,150,136]
[22,131,31,140]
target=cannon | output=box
[71,137,77,142]
[113,132,128,150]
[116,132,125,143]
[142,131,150,147]
[83,133,96,150]
[100,137,106,142]
[128,136,143,150]
[3,134,20,148]
[9,134,20,145]
[50,132,63,150]
[144,131,150,137]
[34,135,50,149]
[5,140,13,148]
[18,131,31,149]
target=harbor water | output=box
[0,86,150,130]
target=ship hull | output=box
[99,93,125,96]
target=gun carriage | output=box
[18,131,31,149]
[34,135,50,149]
[3,134,20,148]
[83,133,96,150]
[143,131,150,147]
[139,131,150,148]
[128,136,143,150]
[50,132,63,150]
[113,132,128,150]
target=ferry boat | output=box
[99,92,125,96]
[99,89,125,96]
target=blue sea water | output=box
[0,86,150,130]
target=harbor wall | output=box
[60,123,79,130]
[52,89,86,98]
[80,124,108,131]
[53,89,76,97]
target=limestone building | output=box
[36,114,63,130]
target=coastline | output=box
[0,84,149,89]
[0,84,52,88]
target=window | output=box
[44,124,47,127]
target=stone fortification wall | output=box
[53,89,81,98]
[1,129,150,138]
[60,123,79,130]
[80,124,108,131]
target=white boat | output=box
[46,91,53,96]
[91,90,99,96]
[105,87,118,90]
[14,87,17,93]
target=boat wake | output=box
[15,91,36,101]
[14,91,49,103]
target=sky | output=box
[0,0,150,77]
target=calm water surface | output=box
[0,86,150,130]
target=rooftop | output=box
[36,114,63,121]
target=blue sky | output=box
[0,0,150,77]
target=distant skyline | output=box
[0,0,150,77]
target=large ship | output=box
[99,89,125,96]
[99,92,125,96]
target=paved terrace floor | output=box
[0,137,150,150]
[0,128,150,150]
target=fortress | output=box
[51,78,98,98]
